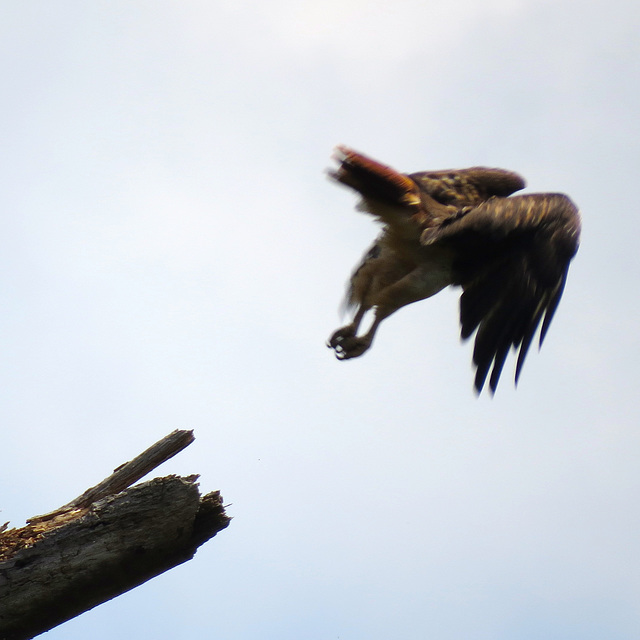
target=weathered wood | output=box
[0,431,230,640]
[28,429,195,524]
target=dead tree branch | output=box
[0,430,230,640]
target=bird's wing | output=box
[422,193,581,393]
[410,167,526,207]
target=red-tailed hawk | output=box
[327,146,581,394]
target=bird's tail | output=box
[329,146,422,208]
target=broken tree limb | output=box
[29,428,196,524]
[0,431,230,640]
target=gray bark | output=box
[0,431,230,640]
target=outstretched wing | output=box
[422,193,581,393]
[410,167,526,208]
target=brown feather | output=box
[327,147,581,393]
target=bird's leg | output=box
[328,265,451,360]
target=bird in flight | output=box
[326,146,581,394]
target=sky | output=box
[1,1,640,638]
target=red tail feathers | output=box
[330,146,421,207]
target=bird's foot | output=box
[327,325,356,349]
[327,327,372,360]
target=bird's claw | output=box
[327,327,371,360]
[327,325,355,349]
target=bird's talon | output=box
[327,325,357,349]
[327,333,372,360]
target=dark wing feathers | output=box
[410,167,526,207]
[423,193,580,393]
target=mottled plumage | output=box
[327,146,581,393]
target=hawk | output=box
[326,146,581,393]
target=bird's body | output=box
[327,146,581,393]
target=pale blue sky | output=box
[1,1,640,638]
